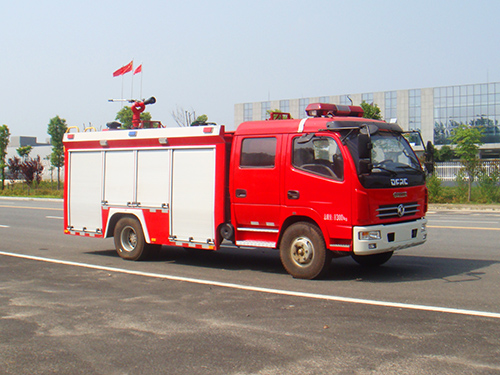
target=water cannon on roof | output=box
[107,97,162,129]
[130,97,156,128]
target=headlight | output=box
[421,222,427,231]
[359,230,381,240]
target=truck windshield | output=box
[371,131,421,173]
[345,130,425,188]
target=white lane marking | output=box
[0,225,9,228]
[46,216,63,220]
[431,219,499,224]
[1,250,500,320]
[0,204,61,211]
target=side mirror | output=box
[359,159,372,174]
[358,133,372,159]
[360,124,378,135]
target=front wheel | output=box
[280,222,332,279]
[351,251,393,267]
[114,217,149,261]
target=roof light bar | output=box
[305,103,364,118]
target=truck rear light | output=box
[359,230,381,241]
[203,127,214,133]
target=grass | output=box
[0,180,64,199]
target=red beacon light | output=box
[305,103,364,118]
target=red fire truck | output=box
[63,98,428,279]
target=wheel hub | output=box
[121,226,137,252]
[291,237,314,266]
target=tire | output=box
[114,217,149,261]
[351,251,393,267]
[280,222,332,279]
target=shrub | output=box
[427,173,442,203]
[454,169,469,203]
[476,161,500,203]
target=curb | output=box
[429,203,500,212]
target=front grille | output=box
[376,202,419,219]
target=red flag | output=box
[112,61,133,77]
[122,61,133,75]
[134,64,142,75]
[113,66,125,77]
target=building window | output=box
[319,96,330,103]
[409,89,421,131]
[362,93,374,104]
[261,101,270,120]
[339,95,351,105]
[385,91,397,121]
[299,98,309,118]
[243,103,253,122]
[279,100,290,113]
[433,83,500,145]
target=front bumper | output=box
[353,218,427,255]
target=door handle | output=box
[287,190,300,200]
[235,189,247,198]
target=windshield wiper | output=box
[397,165,423,173]
[372,164,397,176]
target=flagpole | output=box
[140,64,143,99]
[121,75,124,107]
[131,60,134,99]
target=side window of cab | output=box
[240,137,277,168]
[292,135,344,180]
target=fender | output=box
[103,208,151,242]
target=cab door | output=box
[284,133,352,246]
[231,135,281,247]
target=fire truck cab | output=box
[64,101,427,279]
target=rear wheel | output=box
[351,251,393,267]
[114,217,149,261]
[280,222,332,279]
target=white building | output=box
[5,136,57,181]
[235,82,500,159]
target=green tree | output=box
[360,101,382,120]
[116,106,151,129]
[450,123,484,202]
[0,124,10,190]
[17,145,32,159]
[190,114,208,126]
[435,145,454,162]
[47,116,68,189]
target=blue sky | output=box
[1,0,499,141]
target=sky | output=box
[1,0,500,142]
